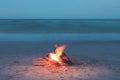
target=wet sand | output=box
[0,41,120,80]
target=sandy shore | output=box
[0,41,120,80]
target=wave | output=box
[0,33,120,41]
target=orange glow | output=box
[48,45,66,64]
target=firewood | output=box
[32,58,47,66]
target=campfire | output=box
[32,44,73,66]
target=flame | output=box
[49,53,60,62]
[48,45,66,64]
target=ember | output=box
[33,44,73,66]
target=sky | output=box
[0,0,120,19]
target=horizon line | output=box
[0,18,120,20]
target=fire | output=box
[49,53,61,63]
[32,44,73,66]
[48,45,66,64]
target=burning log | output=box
[32,44,73,66]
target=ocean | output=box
[0,19,120,41]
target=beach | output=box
[0,41,120,80]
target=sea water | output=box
[0,19,120,41]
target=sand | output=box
[0,41,120,80]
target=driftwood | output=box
[32,58,47,66]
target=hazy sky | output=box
[0,0,120,19]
